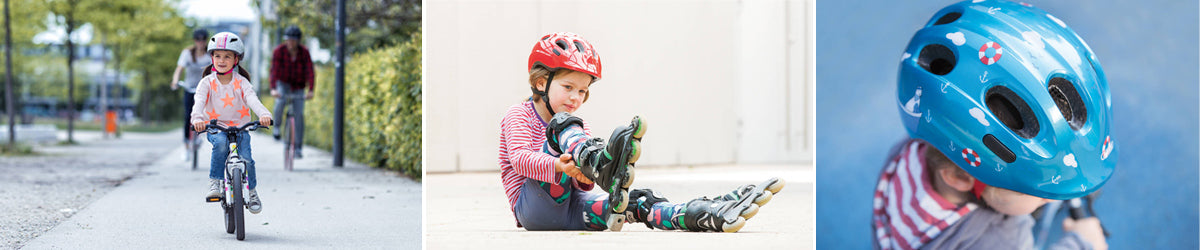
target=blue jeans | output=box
[273,82,305,153]
[208,130,257,189]
[182,91,195,143]
[513,178,611,231]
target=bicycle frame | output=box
[201,120,265,241]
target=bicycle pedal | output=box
[206,197,223,203]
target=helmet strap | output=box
[211,57,239,76]
[540,71,557,116]
[972,179,987,200]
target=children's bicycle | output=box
[201,119,267,241]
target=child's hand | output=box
[260,116,273,126]
[192,121,206,132]
[555,154,593,184]
[270,89,281,98]
[1063,217,1107,250]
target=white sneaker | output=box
[248,189,262,214]
[206,179,221,200]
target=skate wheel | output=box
[628,140,642,163]
[611,189,630,214]
[632,116,647,139]
[766,178,786,194]
[741,203,760,220]
[722,217,747,233]
[754,191,774,207]
[622,167,636,189]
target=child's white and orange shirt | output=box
[190,73,272,127]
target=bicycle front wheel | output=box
[231,169,245,240]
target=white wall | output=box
[425,0,814,172]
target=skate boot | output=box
[545,113,647,219]
[679,197,758,232]
[711,177,786,220]
[623,189,671,229]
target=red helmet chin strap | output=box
[972,179,987,200]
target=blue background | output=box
[816,0,1198,249]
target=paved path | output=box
[20,129,422,249]
[1,131,175,249]
[425,165,813,249]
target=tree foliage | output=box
[263,0,419,55]
[41,0,189,123]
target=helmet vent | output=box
[934,12,962,25]
[555,39,570,51]
[918,44,956,75]
[573,41,586,53]
[986,86,1040,139]
[984,134,1016,163]
[1048,77,1087,130]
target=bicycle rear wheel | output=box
[224,186,234,234]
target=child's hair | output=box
[528,66,589,102]
[202,63,251,79]
[923,143,984,205]
[923,144,962,176]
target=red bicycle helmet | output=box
[528,32,601,115]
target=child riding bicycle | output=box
[190,32,273,214]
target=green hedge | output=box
[298,31,422,179]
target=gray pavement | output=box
[425,165,814,249]
[20,129,422,249]
[1,131,176,249]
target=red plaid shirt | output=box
[269,44,315,91]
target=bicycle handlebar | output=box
[204,119,269,134]
[1067,192,1111,238]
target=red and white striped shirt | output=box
[873,140,978,250]
[498,101,592,220]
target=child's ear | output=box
[534,76,547,90]
[939,168,975,192]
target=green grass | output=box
[0,142,36,156]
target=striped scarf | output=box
[873,140,977,250]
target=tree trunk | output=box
[66,8,76,143]
[5,0,14,148]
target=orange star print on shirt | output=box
[221,93,235,108]
[237,107,251,118]
[189,73,272,127]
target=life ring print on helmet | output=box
[896,0,1117,200]
[978,41,1001,65]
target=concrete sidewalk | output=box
[425,165,814,249]
[22,129,422,249]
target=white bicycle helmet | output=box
[207,32,245,58]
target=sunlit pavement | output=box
[23,129,422,249]
[425,164,813,249]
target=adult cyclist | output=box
[170,28,211,161]
[269,25,315,158]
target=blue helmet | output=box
[897,0,1116,200]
